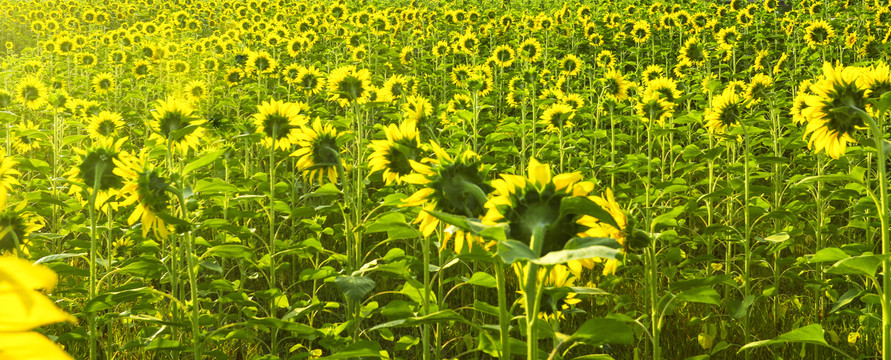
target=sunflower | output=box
[640,65,664,82]
[113,151,172,240]
[643,76,680,103]
[560,93,585,110]
[67,137,126,210]
[491,45,515,68]
[456,32,478,56]
[482,158,620,258]
[745,74,773,103]
[380,75,413,103]
[399,46,416,66]
[402,95,433,124]
[225,67,243,87]
[78,53,97,68]
[15,76,47,111]
[326,65,372,107]
[0,198,44,256]
[253,99,306,150]
[595,50,616,69]
[295,66,326,95]
[860,62,891,116]
[88,111,125,140]
[450,64,474,88]
[804,20,835,49]
[432,40,451,58]
[704,88,745,134]
[0,257,76,359]
[637,94,675,127]
[351,45,367,62]
[12,121,43,155]
[368,120,425,185]
[560,54,583,76]
[182,80,207,103]
[91,72,115,95]
[717,26,739,51]
[167,60,190,74]
[602,69,631,102]
[541,103,576,132]
[632,20,651,43]
[245,50,277,76]
[132,59,152,79]
[513,38,540,64]
[678,37,708,67]
[149,97,205,154]
[402,142,493,253]
[291,119,346,185]
[569,188,628,275]
[801,63,869,159]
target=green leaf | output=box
[119,257,165,279]
[316,341,383,360]
[738,324,829,353]
[795,174,861,187]
[84,286,154,313]
[465,272,496,288]
[369,310,466,331]
[497,240,537,264]
[568,318,634,347]
[651,206,685,230]
[532,245,618,266]
[825,254,891,277]
[183,149,226,176]
[558,197,619,230]
[34,253,86,265]
[203,245,253,261]
[808,247,850,263]
[830,288,862,314]
[334,275,375,302]
[676,286,721,306]
[194,178,237,194]
[366,212,416,234]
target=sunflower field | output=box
[3,0,891,359]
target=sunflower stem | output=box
[268,125,279,356]
[87,161,104,360]
[524,225,547,360]
[863,112,890,360]
[175,190,201,360]
[496,260,512,360]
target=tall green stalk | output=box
[863,112,889,360]
[87,161,104,360]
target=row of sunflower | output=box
[0,0,891,358]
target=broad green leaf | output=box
[676,286,721,306]
[465,272,496,288]
[497,240,537,264]
[183,149,226,176]
[558,197,619,230]
[316,341,383,360]
[194,178,237,194]
[808,247,850,263]
[203,245,253,261]
[84,286,154,313]
[34,253,86,265]
[830,288,862,314]
[119,257,164,279]
[651,206,685,230]
[369,310,465,331]
[532,245,618,266]
[334,275,375,302]
[568,318,634,347]
[738,324,829,352]
[825,254,891,277]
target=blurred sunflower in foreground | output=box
[0,256,76,360]
[403,142,493,254]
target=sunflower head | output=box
[15,76,48,110]
[0,202,43,257]
[291,119,347,185]
[801,63,870,159]
[73,137,126,193]
[327,65,372,107]
[805,20,835,49]
[705,88,745,135]
[88,111,125,140]
[603,69,631,102]
[541,103,576,132]
[368,120,426,185]
[483,158,620,257]
[91,72,115,95]
[679,37,708,67]
[636,94,675,127]
[150,97,205,153]
[745,74,773,103]
[114,151,173,240]
[253,99,306,149]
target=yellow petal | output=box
[0,257,57,290]
[0,332,74,360]
[0,286,76,332]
